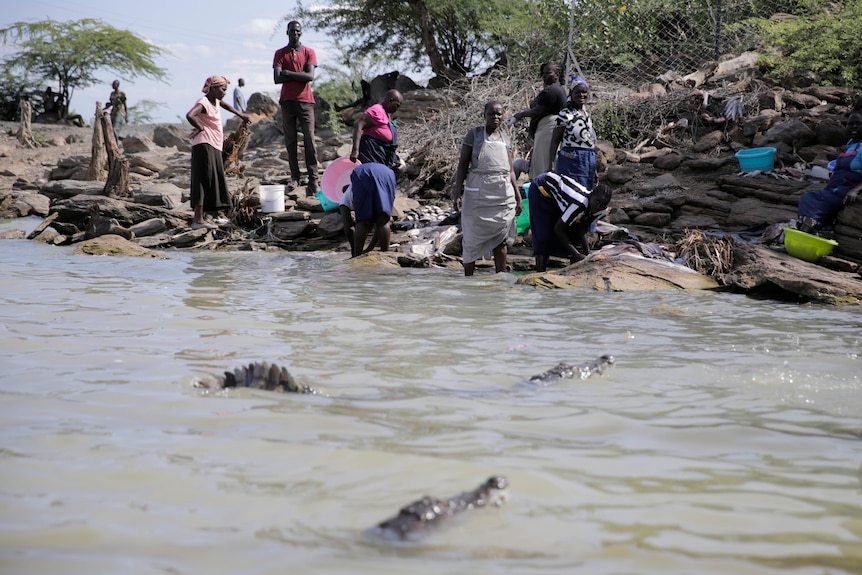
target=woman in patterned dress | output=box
[547,76,597,190]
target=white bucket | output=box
[259,185,285,213]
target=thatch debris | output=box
[676,229,735,276]
[223,121,251,176]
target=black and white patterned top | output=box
[555,106,596,150]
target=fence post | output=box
[714,0,723,60]
[566,0,584,83]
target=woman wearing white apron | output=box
[453,101,522,276]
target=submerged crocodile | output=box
[192,358,611,540]
[529,354,615,385]
[371,475,509,541]
[195,354,615,394]
[195,362,319,394]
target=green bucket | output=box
[516,197,530,234]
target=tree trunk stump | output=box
[16,99,39,149]
[88,102,107,181]
[99,111,129,198]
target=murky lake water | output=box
[1,216,861,574]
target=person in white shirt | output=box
[233,78,246,113]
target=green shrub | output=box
[742,0,862,86]
[592,98,633,148]
[314,78,357,133]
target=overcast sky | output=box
[3,0,347,123]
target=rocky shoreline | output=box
[2,72,862,305]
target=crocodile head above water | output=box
[529,354,615,385]
[196,355,615,396]
[372,475,509,541]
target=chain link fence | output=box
[541,0,840,148]
[563,0,824,87]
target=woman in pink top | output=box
[349,89,404,169]
[185,75,250,229]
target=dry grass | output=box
[228,178,260,229]
[223,121,251,177]
[589,76,766,151]
[398,65,542,196]
[676,229,735,276]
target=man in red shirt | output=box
[273,20,319,196]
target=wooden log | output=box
[99,111,130,198]
[51,195,189,230]
[682,61,718,88]
[16,98,38,149]
[88,102,107,181]
[26,212,58,240]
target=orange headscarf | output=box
[202,75,229,94]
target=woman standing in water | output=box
[453,101,521,276]
[186,75,250,229]
[547,75,597,190]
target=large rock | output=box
[247,119,284,148]
[604,165,636,184]
[742,109,781,138]
[0,190,50,217]
[725,197,797,228]
[721,243,862,305]
[271,220,316,240]
[246,92,279,116]
[692,130,724,152]
[653,153,683,170]
[633,212,672,226]
[766,120,816,147]
[40,180,109,200]
[834,202,862,263]
[73,234,168,258]
[153,125,191,151]
[802,85,852,105]
[52,195,189,229]
[316,212,345,239]
[815,119,849,147]
[517,253,719,291]
[49,155,90,180]
[627,173,684,196]
[397,89,459,122]
[121,135,153,153]
[129,156,164,177]
[133,182,185,210]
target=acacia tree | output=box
[0,18,167,121]
[294,0,527,80]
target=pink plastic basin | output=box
[321,157,359,203]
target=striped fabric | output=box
[537,172,590,227]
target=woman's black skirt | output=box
[190,143,232,211]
